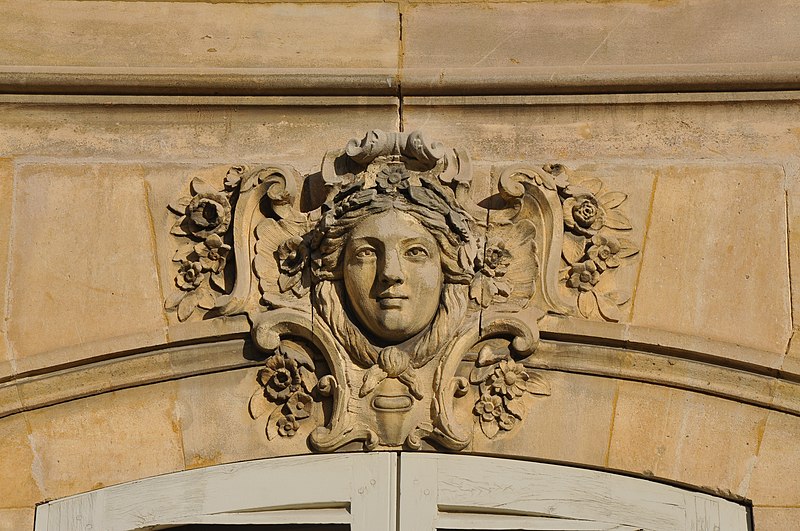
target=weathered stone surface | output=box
[631,165,790,361]
[748,411,800,506]
[0,103,399,165]
[1,2,397,70]
[0,414,41,509]
[471,371,616,466]
[608,381,767,496]
[753,507,800,531]
[177,367,307,467]
[0,159,12,377]
[402,1,800,93]
[0,508,34,531]
[402,99,800,162]
[26,381,183,500]
[6,163,167,363]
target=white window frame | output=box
[35,452,749,531]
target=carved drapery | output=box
[163,130,639,451]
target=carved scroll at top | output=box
[163,130,640,451]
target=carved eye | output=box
[405,246,430,259]
[355,247,376,259]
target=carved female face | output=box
[343,209,444,344]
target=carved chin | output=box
[367,308,430,343]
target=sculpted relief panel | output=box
[164,130,639,450]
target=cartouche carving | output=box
[163,130,641,450]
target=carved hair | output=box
[309,169,476,368]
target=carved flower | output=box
[566,260,601,292]
[474,394,503,422]
[276,235,310,295]
[375,166,411,194]
[489,360,530,399]
[277,414,300,437]
[186,191,232,238]
[194,234,231,273]
[286,391,313,420]
[258,354,301,403]
[470,240,513,308]
[176,260,206,291]
[587,234,621,271]
[497,412,516,431]
[563,194,605,236]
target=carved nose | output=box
[381,251,405,284]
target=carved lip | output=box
[372,394,414,412]
[377,294,408,309]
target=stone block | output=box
[0,414,41,509]
[1,2,397,70]
[748,411,800,506]
[0,160,11,377]
[470,371,616,467]
[26,381,184,500]
[6,163,167,364]
[402,1,800,93]
[0,508,34,531]
[177,367,309,468]
[608,381,767,496]
[753,507,800,531]
[0,103,398,169]
[631,165,790,361]
[402,99,800,163]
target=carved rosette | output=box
[163,130,641,451]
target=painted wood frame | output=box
[34,453,396,531]
[399,454,749,531]
[35,453,749,531]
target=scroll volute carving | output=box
[163,129,640,451]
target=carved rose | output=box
[257,354,301,403]
[566,260,601,292]
[195,234,231,273]
[277,414,300,437]
[482,240,511,278]
[563,194,605,236]
[470,239,513,308]
[176,260,206,291]
[587,234,621,271]
[186,191,231,238]
[489,360,530,399]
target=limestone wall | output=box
[1,1,800,530]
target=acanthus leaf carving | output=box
[163,129,642,451]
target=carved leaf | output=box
[196,288,217,310]
[210,272,226,291]
[278,272,301,293]
[170,218,189,236]
[505,397,526,420]
[480,417,500,439]
[494,280,512,298]
[617,238,640,258]
[598,191,627,209]
[577,290,599,319]
[172,244,195,263]
[284,345,315,370]
[248,389,270,419]
[580,178,603,195]
[603,209,633,230]
[596,293,623,322]
[190,177,217,195]
[562,233,587,265]
[177,291,198,321]
[477,345,506,367]
[299,366,318,394]
[164,290,186,311]
[167,196,191,215]
[526,372,551,396]
[265,405,285,441]
[470,364,496,384]
[537,170,557,191]
[605,290,631,305]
